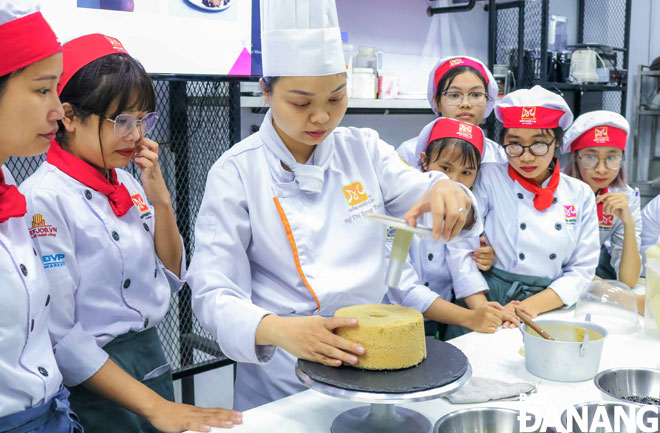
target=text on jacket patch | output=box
[342,181,384,224]
[43,253,65,269]
[29,214,57,238]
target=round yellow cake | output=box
[334,304,427,370]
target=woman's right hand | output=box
[145,400,242,432]
[258,315,365,367]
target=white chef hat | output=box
[0,0,61,77]
[495,85,573,130]
[562,110,629,154]
[427,56,498,116]
[260,0,346,77]
[414,117,486,168]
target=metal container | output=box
[594,368,660,405]
[434,407,555,433]
[520,318,607,382]
[561,401,654,433]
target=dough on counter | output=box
[334,304,427,370]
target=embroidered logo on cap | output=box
[131,193,149,212]
[449,58,464,66]
[594,126,610,143]
[342,181,368,206]
[520,107,537,125]
[29,214,58,238]
[457,123,473,139]
[104,35,125,51]
[599,213,615,228]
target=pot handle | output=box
[584,313,592,322]
[518,321,525,337]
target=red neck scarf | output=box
[508,159,561,211]
[47,141,133,217]
[596,187,609,224]
[0,170,27,223]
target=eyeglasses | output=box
[502,141,552,157]
[578,154,623,170]
[441,91,488,107]
[103,112,159,138]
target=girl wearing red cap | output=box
[20,34,241,432]
[398,56,506,279]
[0,3,84,432]
[563,111,642,288]
[447,86,600,336]
[392,117,515,339]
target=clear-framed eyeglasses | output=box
[502,141,552,157]
[103,112,159,138]
[441,91,488,107]
[578,154,623,170]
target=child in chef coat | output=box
[562,111,642,288]
[642,194,660,266]
[0,3,82,431]
[20,34,241,432]
[187,0,504,411]
[398,56,507,272]
[444,86,601,338]
[391,117,518,339]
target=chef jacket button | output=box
[144,318,149,328]
[20,264,28,276]
[31,319,34,332]
[143,223,150,232]
[123,279,131,289]
[424,282,429,287]
[552,197,558,204]
[517,193,524,200]
[519,252,525,260]
[84,190,92,200]
[112,231,120,241]
[38,367,48,377]
[45,295,50,306]
[549,253,557,260]
[428,253,433,261]
[33,248,37,256]
[555,223,562,231]
[520,222,527,230]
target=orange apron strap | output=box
[272,197,320,311]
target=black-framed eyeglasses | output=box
[76,106,159,138]
[502,141,552,157]
[578,154,624,170]
[441,91,488,107]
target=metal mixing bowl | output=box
[434,407,556,433]
[594,368,660,405]
[561,401,656,433]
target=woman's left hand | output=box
[132,137,171,207]
[404,179,473,242]
[473,236,495,271]
[597,193,632,225]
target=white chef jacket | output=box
[0,166,63,418]
[465,162,600,306]
[187,111,481,410]
[19,162,185,387]
[598,185,642,279]
[641,194,660,273]
[397,135,507,170]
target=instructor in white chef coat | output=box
[187,0,496,411]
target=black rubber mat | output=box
[298,337,469,393]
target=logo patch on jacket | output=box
[342,182,368,206]
[131,194,149,212]
[599,213,615,228]
[29,214,57,238]
[564,205,577,224]
[42,253,65,269]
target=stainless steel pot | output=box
[434,407,556,433]
[594,367,660,405]
[519,317,608,382]
[561,401,656,433]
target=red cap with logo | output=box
[495,85,573,130]
[0,4,61,77]
[58,33,129,95]
[562,110,629,153]
[426,117,484,155]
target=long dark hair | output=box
[422,137,481,173]
[435,66,489,111]
[56,53,156,164]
